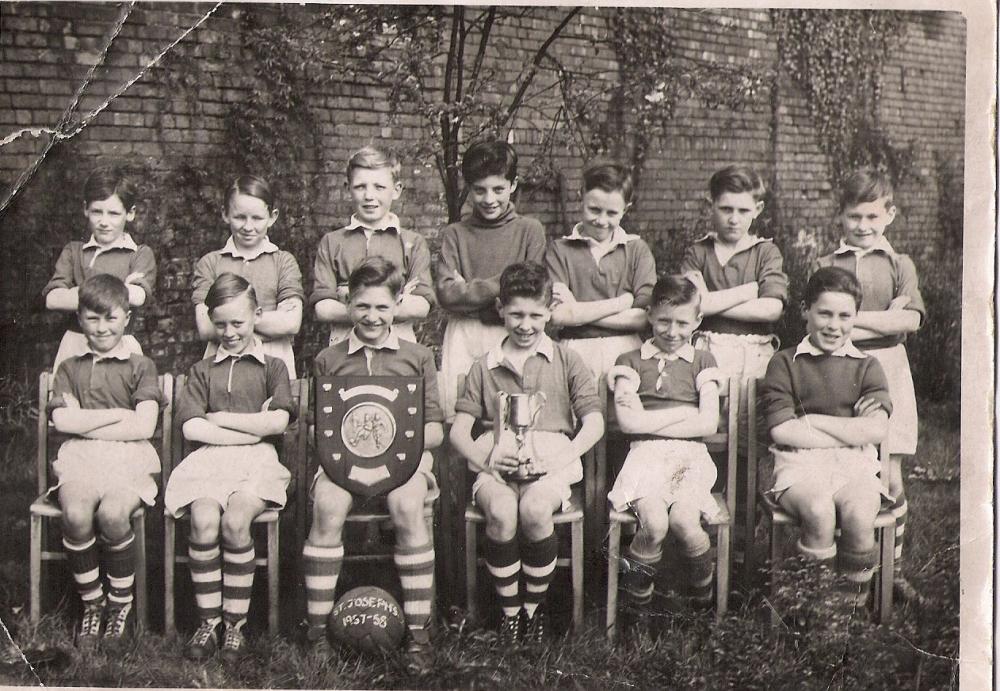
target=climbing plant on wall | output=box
[771,9,915,187]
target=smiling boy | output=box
[310,145,435,345]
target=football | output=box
[328,586,406,654]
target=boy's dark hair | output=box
[582,160,634,204]
[709,165,766,202]
[462,140,518,184]
[839,168,895,211]
[226,175,276,210]
[78,273,129,316]
[650,275,701,310]
[348,256,404,298]
[498,261,552,305]
[83,166,138,210]
[346,144,401,183]
[803,266,863,310]
[205,272,258,312]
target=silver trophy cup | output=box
[496,391,547,481]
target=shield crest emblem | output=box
[314,376,424,497]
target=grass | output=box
[0,397,960,689]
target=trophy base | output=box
[502,470,548,483]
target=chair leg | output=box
[267,522,280,636]
[768,519,782,627]
[132,512,148,630]
[425,511,436,621]
[465,518,477,623]
[30,514,42,626]
[715,524,730,621]
[164,516,176,635]
[571,519,584,632]
[877,524,895,624]
[605,520,621,642]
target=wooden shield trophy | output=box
[315,376,424,497]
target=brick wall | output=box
[0,4,966,381]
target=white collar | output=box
[486,333,555,370]
[347,212,401,234]
[793,335,866,360]
[639,339,695,363]
[834,236,896,258]
[346,327,401,354]
[220,236,280,261]
[86,340,133,362]
[213,336,268,365]
[82,233,138,253]
[696,232,767,252]
[562,223,637,247]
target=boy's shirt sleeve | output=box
[759,352,798,432]
[678,243,704,276]
[130,245,157,299]
[275,251,306,304]
[435,226,499,311]
[132,357,165,407]
[629,240,658,309]
[564,348,603,419]
[176,364,211,424]
[47,360,79,413]
[403,232,436,307]
[310,234,343,307]
[756,242,788,303]
[525,219,547,264]
[895,254,926,326]
[860,357,893,417]
[454,360,487,420]
[191,252,216,305]
[42,243,79,296]
[265,358,297,420]
[421,350,445,424]
[544,242,570,287]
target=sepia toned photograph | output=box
[0,2,993,688]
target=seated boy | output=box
[545,161,657,384]
[303,257,444,672]
[607,276,723,612]
[310,144,435,345]
[450,262,604,645]
[759,267,892,610]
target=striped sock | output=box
[394,543,434,631]
[222,541,255,627]
[303,542,344,635]
[622,543,661,605]
[188,540,222,624]
[521,533,557,618]
[485,537,521,617]
[836,547,878,608]
[64,536,104,606]
[103,532,135,606]
[680,534,715,605]
[891,493,908,579]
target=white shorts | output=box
[164,443,291,518]
[440,317,507,422]
[864,344,918,455]
[50,438,160,506]
[469,431,581,512]
[564,334,643,385]
[310,450,438,498]
[608,439,719,519]
[693,331,778,381]
[204,335,296,379]
[53,331,142,373]
[768,445,889,502]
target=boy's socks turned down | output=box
[680,535,715,606]
[622,543,661,606]
[103,532,136,607]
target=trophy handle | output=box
[496,391,511,433]
[528,391,546,427]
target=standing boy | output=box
[811,168,924,603]
[304,257,443,672]
[759,267,892,612]
[311,145,435,345]
[545,161,657,384]
[450,262,604,644]
[435,140,547,421]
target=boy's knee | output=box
[795,497,837,534]
[60,503,95,537]
[387,486,426,524]
[95,501,134,538]
[482,496,518,536]
[188,505,220,542]
[667,506,705,545]
[220,511,253,545]
[635,505,670,544]
[518,496,555,531]
[310,499,349,543]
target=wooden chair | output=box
[746,377,896,624]
[456,376,586,632]
[300,377,439,614]
[29,371,174,629]
[606,376,739,641]
[163,375,308,636]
